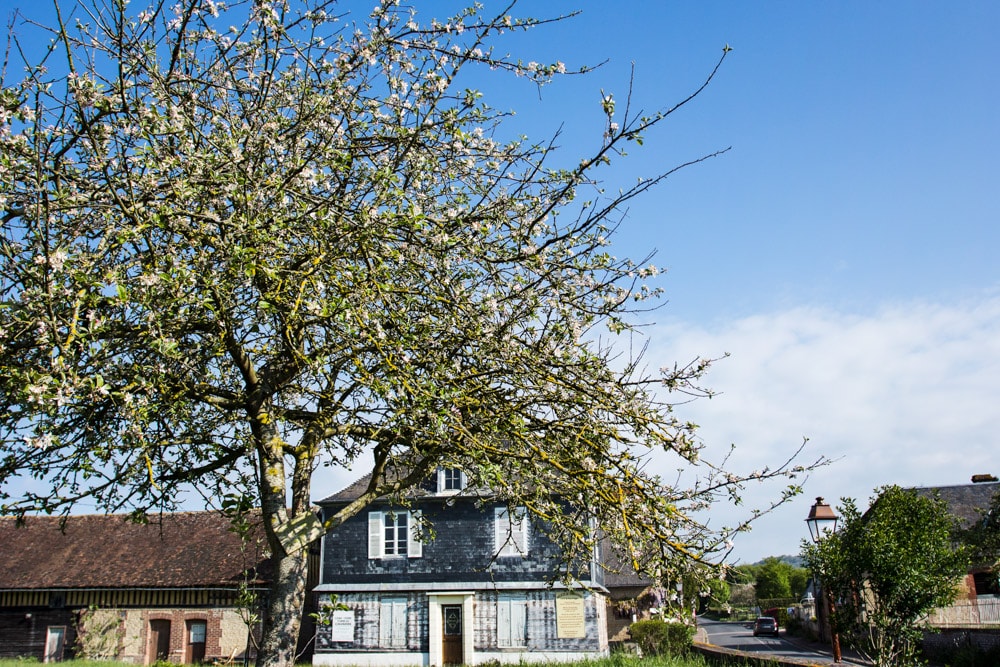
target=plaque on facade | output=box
[330,610,355,642]
[555,592,586,638]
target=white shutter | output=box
[498,595,527,647]
[379,599,391,646]
[408,510,422,558]
[511,597,527,646]
[392,600,407,647]
[437,468,445,493]
[496,507,528,557]
[497,596,511,647]
[494,507,509,556]
[379,598,407,648]
[368,511,383,559]
[512,508,528,555]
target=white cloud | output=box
[644,290,1000,563]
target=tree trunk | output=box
[253,417,313,667]
[256,546,309,667]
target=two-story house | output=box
[312,468,609,667]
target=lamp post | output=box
[806,497,842,664]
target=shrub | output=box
[629,619,694,656]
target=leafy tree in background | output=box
[1,1,825,665]
[802,486,968,667]
[751,559,788,601]
[961,490,1000,570]
[754,556,809,601]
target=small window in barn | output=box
[973,571,1000,596]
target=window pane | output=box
[384,512,409,556]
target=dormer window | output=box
[437,468,465,493]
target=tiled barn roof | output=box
[0,511,271,590]
[912,480,1000,528]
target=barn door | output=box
[148,619,171,664]
[44,627,66,662]
[185,620,207,663]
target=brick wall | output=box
[922,627,1000,660]
[115,608,255,664]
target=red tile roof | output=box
[0,511,271,590]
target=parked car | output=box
[753,616,779,637]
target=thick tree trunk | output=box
[252,417,314,667]
[255,546,309,667]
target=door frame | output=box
[427,592,473,667]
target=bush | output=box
[628,619,694,656]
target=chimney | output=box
[971,474,999,483]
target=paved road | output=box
[697,618,870,665]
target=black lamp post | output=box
[806,497,842,664]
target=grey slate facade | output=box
[312,470,609,667]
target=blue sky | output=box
[6,0,999,564]
[489,1,1000,562]
[385,0,998,563]
[311,1,1000,562]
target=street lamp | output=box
[806,496,839,543]
[806,497,842,664]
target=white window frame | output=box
[437,467,465,493]
[379,597,408,648]
[497,595,527,648]
[494,506,529,557]
[368,510,422,559]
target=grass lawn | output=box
[0,656,762,667]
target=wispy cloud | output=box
[645,290,1000,562]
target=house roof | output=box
[319,472,381,504]
[0,511,271,590]
[912,480,1000,528]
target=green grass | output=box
[0,661,134,667]
[0,656,762,667]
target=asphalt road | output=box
[697,617,868,665]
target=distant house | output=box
[904,475,1000,661]
[312,468,609,667]
[915,476,1000,597]
[0,511,315,664]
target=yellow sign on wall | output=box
[556,592,586,638]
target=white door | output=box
[44,626,66,663]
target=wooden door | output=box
[441,605,462,665]
[44,627,65,663]
[185,620,207,663]
[148,620,171,664]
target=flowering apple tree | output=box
[1,1,824,665]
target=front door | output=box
[441,605,462,665]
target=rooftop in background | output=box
[0,511,270,590]
[911,475,1000,528]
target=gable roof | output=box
[0,511,271,590]
[319,472,380,504]
[912,480,1000,528]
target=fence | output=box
[928,597,1000,628]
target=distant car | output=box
[753,616,779,637]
